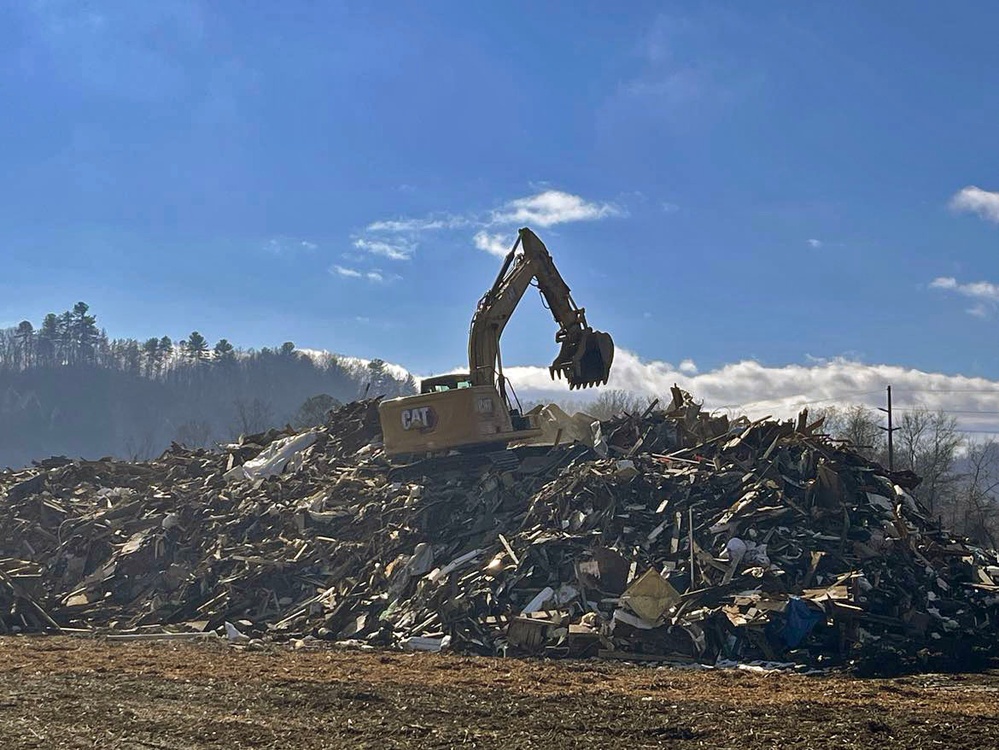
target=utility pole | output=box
[878,385,899,473]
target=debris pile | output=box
[2,390,998,673]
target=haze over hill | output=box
[0,303,415,469]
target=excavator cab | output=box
[420,374,472,393]
[551,327,614,389]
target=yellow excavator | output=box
[379,227,614,456]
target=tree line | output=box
[817,404,997,548]
[0,303,415,468]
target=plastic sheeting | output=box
[224,430,318,482]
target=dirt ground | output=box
[1,637,998,749]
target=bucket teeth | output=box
[551,328,614,390]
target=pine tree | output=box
[71,302,99,365]
[58,311,74,364]
[213,338,235,365]
[158,336,174,369]
[120,339,141,373]
[14,321,34,369]
[184,331,209,362]
[142,338,161,375]
[37,314,59,366]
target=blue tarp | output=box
[782,597,824,648]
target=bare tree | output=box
[174,420,215,449]
[895,409,963,516]
[124,427,159,462]
[953,440,999,547]
[292,394,341,428]
[817,404,887,462]
[232,397,275,437]
[586,389,651,420]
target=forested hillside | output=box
[0,303,415,468]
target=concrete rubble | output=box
[2,389,998,674]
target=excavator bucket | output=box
[550,328,614,389]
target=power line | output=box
[895,406,999,414]
[710,389,999,432]
[712,389,884,411]
[903,388,999,394]
[791,390,886,407]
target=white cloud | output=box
[354,188,621,266]
[490,190,622,227]
[498,349,999,434]
[266,237,317,256]
[331,264,391,283]
[950,186,999,224]
[930,276,999,310]
[473,231,513,258]
[367,216,468,233]
[353,238,412,261]
[807,238,822,248]
[957,281,999,301]
[367,218,444,233]
[365,189,621,234]
[678,358,698,375]
[662,202,680,213]
[331,265,362,278]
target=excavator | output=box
[379,227,614,456]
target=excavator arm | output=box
[468,227,614,391]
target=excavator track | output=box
[386,443,594,483]
[387,449,520,482]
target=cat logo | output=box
[401,406,438,432]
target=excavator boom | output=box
[469,227,614,390]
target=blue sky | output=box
[3,2,999,423]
